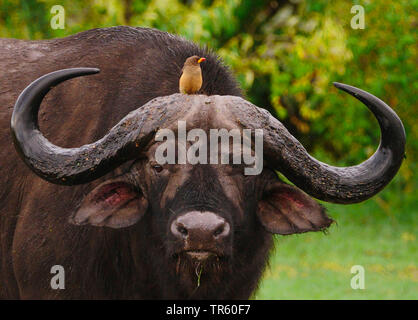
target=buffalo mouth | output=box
[171,248,228,267]
[184,250,218,261]
[174,249,222,261]
[172,249,230,278]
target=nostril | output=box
[213,221,230,238]
[213,226,224,237]
[171,220,189,239]
[177,225,188,237]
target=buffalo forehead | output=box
[145,93,245,132]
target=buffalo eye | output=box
[152,164,163,173]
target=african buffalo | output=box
[0,26,405,299]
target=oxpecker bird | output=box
[179,55,206,94]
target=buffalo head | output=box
[10,68,406,296]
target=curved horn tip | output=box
[86,67,100,73]
[57,67,100,76]
[332,82,370,100]
[333,82,356,92]
[87,67,100,74]
[71,67,100,75]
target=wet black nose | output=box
[171,211,230,241]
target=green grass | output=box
[254,181,417,300]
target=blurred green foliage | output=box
[1,0,416,299]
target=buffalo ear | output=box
[257,181,333,235]
[70,179,148,229]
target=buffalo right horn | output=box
[226,83,406,204]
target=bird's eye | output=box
[152,165,164,173]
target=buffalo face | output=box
[68,136,333,294]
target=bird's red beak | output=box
[198,57,206,64]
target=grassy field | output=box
[254,180,417,300]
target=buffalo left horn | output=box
[11,68,184,185]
